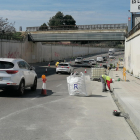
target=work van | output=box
[96,57,103,62]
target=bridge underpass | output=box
[28,31,126,42]
[28,24,127,42]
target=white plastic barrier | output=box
[67,72,88,96]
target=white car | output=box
[89,59,97,65]
[0,58,37,95]
[96,57,103,62]
[109,55,115,59]
[75,57,83,63]
[56,63,74,74]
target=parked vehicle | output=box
[89,59,97,65]
[56,63,74,74]
[75,57,83,63]
[0,58,37,95]
[96,57,103,62]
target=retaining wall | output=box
[0,38,110,63]
[125,30,140,77]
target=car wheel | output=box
[18,80,25,95]
[56,72,58,74]
[31,78,37,91]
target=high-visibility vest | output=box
[102,75,111,83]
[55,62,59,67]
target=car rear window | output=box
[59,64,68,66]
[77,58,82,59]
[0,61,14,69]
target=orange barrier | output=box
[123,67,126,81]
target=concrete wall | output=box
[125,30,140,77]
[0,38,110,63]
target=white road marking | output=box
[0,97,68,122]
[31,95,40,100]
[56,84,62,87]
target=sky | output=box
[0,0,130,31]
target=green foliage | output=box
[48,11,76,28]
[39,23,48,31]
[110,64,113,67]
[11,32,23,40]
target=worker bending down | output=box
[100,75,114,92]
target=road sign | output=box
[130,0,140,12]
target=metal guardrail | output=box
[26,24,127,32]
[126,22,140,38]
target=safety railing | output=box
[26,24,127,32]
[126,22,140,38]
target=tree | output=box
[63,15,76,25]
[39,23,48,31]
[0,18,16,34]
[48,11,76,29]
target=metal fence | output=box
[126,22,140,38]
[26,24,127,32]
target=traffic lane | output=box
[0,54,136,140]
[0,67,135,140]
[0,69,81,140]
[0,68,71,127]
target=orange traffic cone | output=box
[85,68,87,73]
[41,75,47,95]
[48,62,50,67]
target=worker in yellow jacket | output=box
[100,75,114,92]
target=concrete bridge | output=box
[28,24,127,42]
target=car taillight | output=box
[67,67,69,68]
[6,70,18,74]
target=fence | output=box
[126,22,140,38]
[26,24,127,32]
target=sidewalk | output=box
[110,69,140,133]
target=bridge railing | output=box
[126,22,140,38]
[26,24,127,31]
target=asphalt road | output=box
[0,51,137,140]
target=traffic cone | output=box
[85,68,87,73]
[41,75,47,95]
[41,82,47,95]
[45,68,47,73]
[48,62,50,67]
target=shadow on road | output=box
[0,89,54,98]
[88,95,107,97]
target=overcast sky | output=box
[0,0,130,31]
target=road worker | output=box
[100,75,114,92]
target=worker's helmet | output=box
[112,79,115,83]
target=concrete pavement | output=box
[110,69,140,138]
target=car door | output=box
[18,61,30,86]
[24,61,34,86]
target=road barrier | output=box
[123,67,126,81]
[41,75,47,95]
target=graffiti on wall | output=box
[5,51,20,58]
[55,52,60,57]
